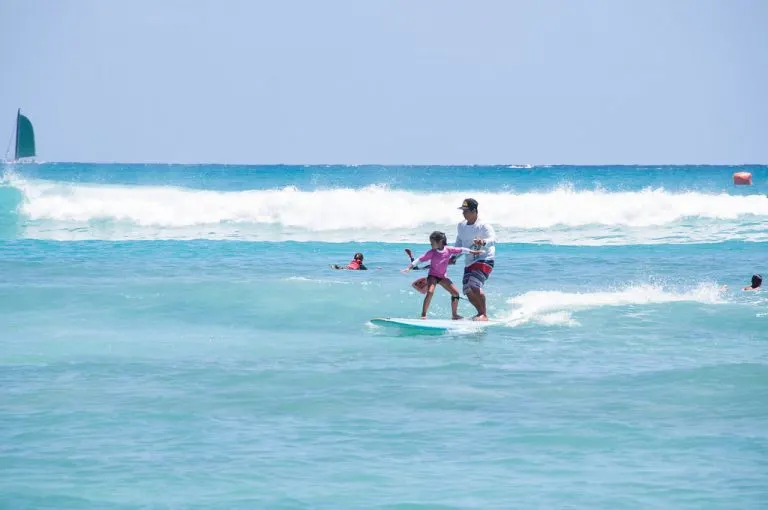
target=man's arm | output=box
[479,223,496,247]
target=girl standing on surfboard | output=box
[402,231,484,320]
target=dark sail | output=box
[15,109,36,160]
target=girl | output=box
[402,231,484,319]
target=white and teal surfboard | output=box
[370,317,502,332]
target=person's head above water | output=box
[429,231,448,249]
[751,274,762,288]
[353,252,364,262]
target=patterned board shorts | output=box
[462,260,494,294]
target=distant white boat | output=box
[3,108,36,163]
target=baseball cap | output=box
[458,198,478,211]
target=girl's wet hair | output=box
[354,252,364,261]
[752,274,762,288]
[429,231,448,246]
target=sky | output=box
[1,0,766,165]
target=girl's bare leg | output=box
[421,281,438,318]
[439,279,463,319]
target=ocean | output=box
[1,163,767,508]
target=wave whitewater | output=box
[4,174,768,244]
[501,283,727,326]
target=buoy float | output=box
[733,171,752,185]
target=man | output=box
[450,198,496,321]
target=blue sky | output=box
[1,0,766,164]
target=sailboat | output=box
[3,109,36,163]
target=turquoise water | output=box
[1,164,767,508]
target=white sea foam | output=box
[501,283,727,326]
[7,175,768,244]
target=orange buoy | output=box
[733,171,752,185]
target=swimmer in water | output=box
[743,274,762,291]
[330,252,368,270]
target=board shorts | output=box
[462,260,494,294]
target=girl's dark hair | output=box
[752,274,762,288]
[354,252,364,261]
[429,231,448,247]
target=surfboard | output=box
[371,317,502,332]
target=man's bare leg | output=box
[465,287,487,321]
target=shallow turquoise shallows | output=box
[1,163,767,509]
